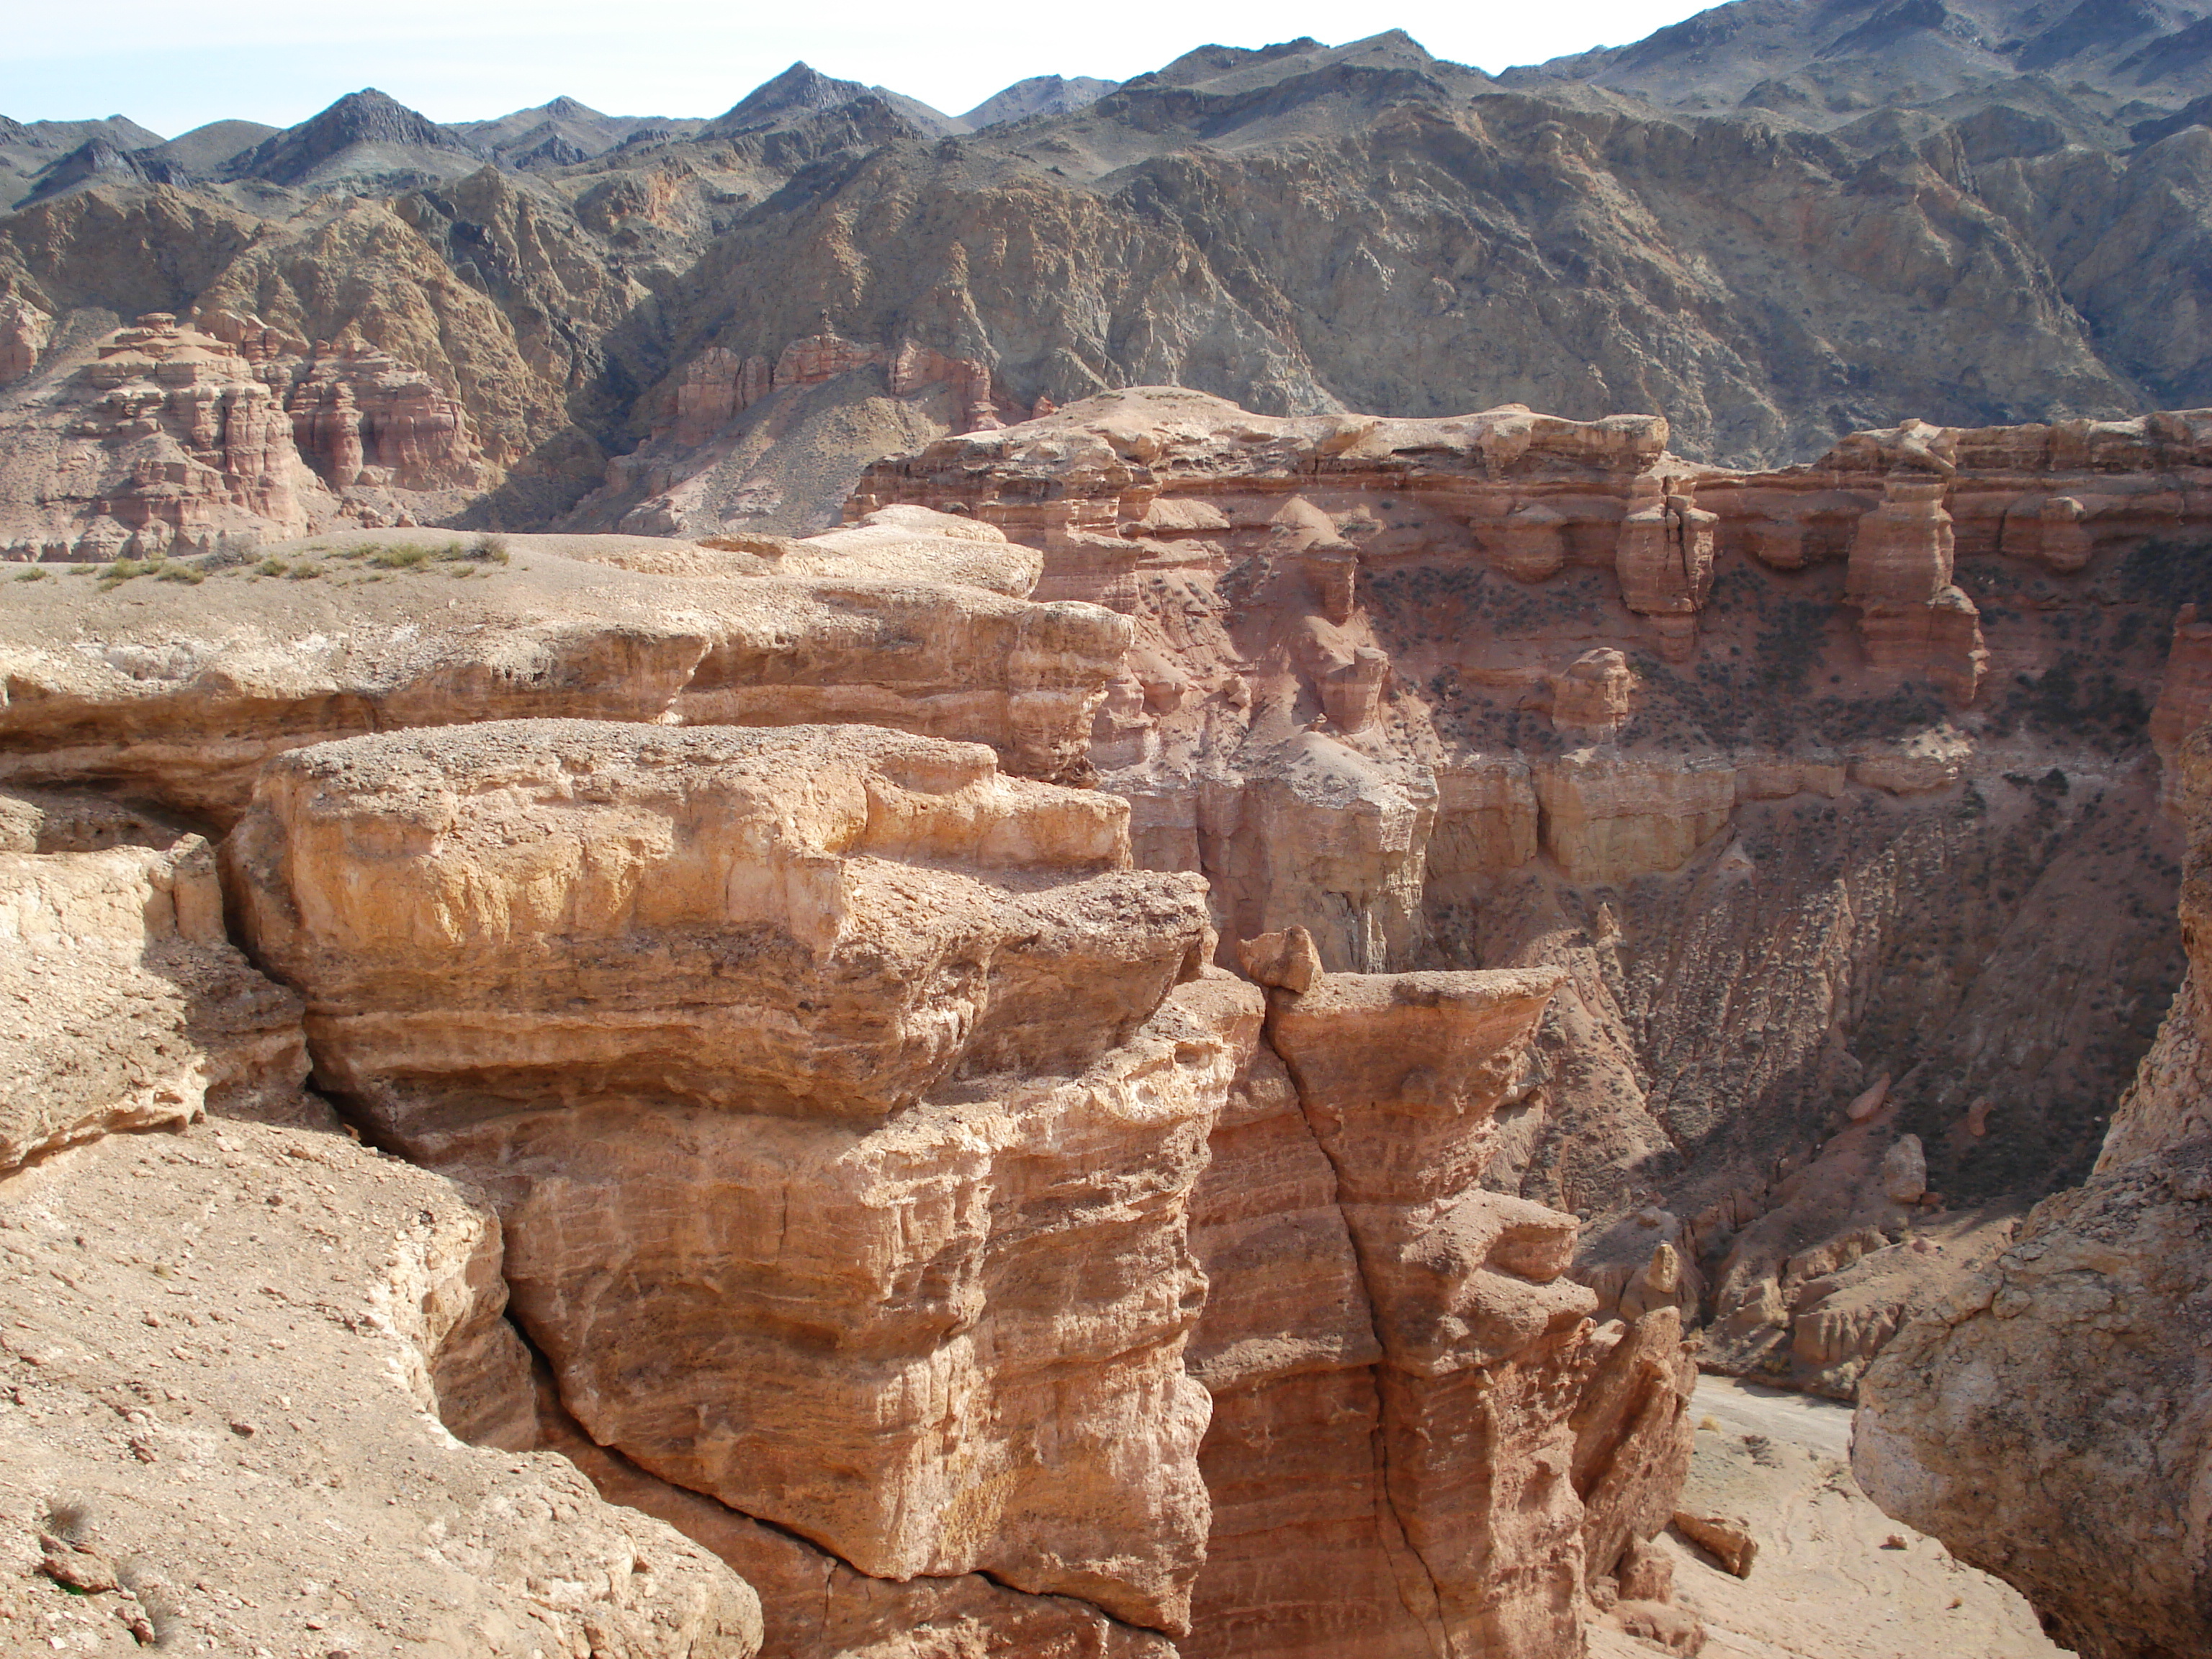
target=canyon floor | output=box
[1644,1379,2061,1659]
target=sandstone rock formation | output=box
[0,1115,763,1656]
[0,825,303,1170]
[224,718,1234,1635]
[848,385,2200,1413]
[0,311,484,560]
[190,703,1711,1658]
[0,521,1125,818]
[1184,961,1699,1658]
[0,364,2204,1657]
[1856,1142,2212,1658]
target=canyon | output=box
[0,372,2205,1656]
[6,7,2212,1653]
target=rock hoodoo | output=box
[0,311,482,560]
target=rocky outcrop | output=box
[1226,964,1698,1658]
[1855,1143,2212,1659]
[1614,475,1717,661]
[2151,604,2212,801]
[1852,720,2212,1655]
[0,523,1125,818]
[0,829,304,1170]
[195,709,1710,1658]
[284,336,482,491]
[1532,752,1736,885]
[0,302,46,385]
[575,330,1028,538]
[1840,474,1987,705]
[1,369,2203,1655]
[224,718,1236,1636]
[848,386,2199,1381]
[1553,649,1637,741]
[0,311,483,559]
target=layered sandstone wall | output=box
[222,719,1240,1638]
[0,781,765,1655]
[199,688,1703,1659]
[852,385,2201,1399]
[1,379,2203,1657]
[0,511,1125,819]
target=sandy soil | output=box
[0,1114,755,1657]
[1630,1376,2067,1658]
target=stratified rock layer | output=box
[0,520,1126,818]
[1183,960,1698,1659]
[0,828,303,1169]
[226,717,1234,1636]
[0,311,482,559]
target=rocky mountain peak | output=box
[222,88,480,186]
[24,138,191,204]
[706,62,871,134]
[958,73,1119,127]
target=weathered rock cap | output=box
[1237,925,1323,992]
[1267,966,1568,1110]
[1265,966,1568,1206]
[225,719,1215,1131]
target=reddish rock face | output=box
[285,339,481,491]
[0,304,48,385]
[843,383,2201,1458]
[1183,962,1698,1659]
[853,392,2212,724]
[0,310,484,558]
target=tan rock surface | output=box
[0,1116,762,1658]
[539,1406,1177,1659]
[1532,751,1737,884]
[1855,1142,2212,1658]
[3,362,2208,1658]
[1852,720,2212,1657]
[1253,964,1699,1659]
[225,716,1238,1636]
[0,526,1126,818]
[1629,1379,2062,1659]
[0,832,305,1170]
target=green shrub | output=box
[98,559,155,589]
[369,545,432,570]
[14,567,44,583]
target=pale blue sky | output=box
[0,1,1714,137]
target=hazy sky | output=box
[0,1,1719,136]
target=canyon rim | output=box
[4,8,2212,1658]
